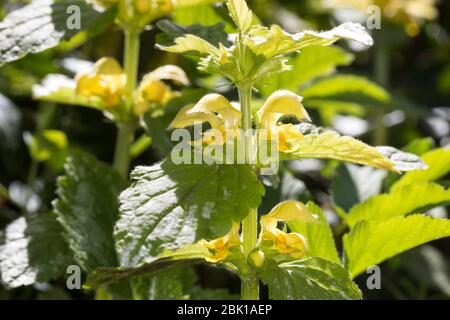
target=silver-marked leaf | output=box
[392,147,450,190]
[115,158,264,267]
[261,258,361,300]
[0,0,117,66]
[376,146,427,171]
[0,213,72,288]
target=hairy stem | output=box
[113,123,134,179]
[113,29,140,178]
[237,84,259,300]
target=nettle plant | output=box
[1,0,450,300]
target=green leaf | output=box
[85,243,209,289]
[115,158,264,268]
[392,147,450,191]
[24,129,68,170]
[301,75,393,113]
[0,213,72,288]
[132,265,197,300]
[344,215,450,277]
[281,129,426,172]
[156,19,230,48]
[346,182,450,227]
[0,0,117,66]
[246,22,373,59]
[402,137,435,156]
[173,4,229,29]
[226,0,253,32]
[288,202,340,264]
[261,257,361,300]
[258,46,353,96]
[32,74,103,109]
[53,151,126,271]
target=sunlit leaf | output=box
[53,151,126,271]
[115,158,264,268]
[261,258,361,300]
[281,129,425,172]
[392,147,450,190]
[0,213,72,288]
[246,22,373,59]
[226,0,253,32]
[288,202,341,264]
[258,46,353,95]
[344,215,450,277]
[346,182,450,227]
[0,0,117,66]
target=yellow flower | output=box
[200,223,242,263]
[134,65,189,115]
[257,90,310,152]
[75,57,126,108]
[259,201,316,259]
[170,93,242,144]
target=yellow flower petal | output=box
[264,200,317,224]
[257,90,310,129]
[200,223,241,263]
[188,94,241,129]
[75,57,125,108]
[141,79,171,103]
[169,104,223,129]
[143,65,189,86]
[259,201,314,259]
[276,123,304,152]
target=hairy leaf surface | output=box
[282,130,426,172]
[0,0,117,65]
[261,258,361,300]
[392,147,450,190]
[0,213,72,288]
[53,151,126,271]
[115,159,264,267]
[344,215,450,277]
[346,182,450,227]
[288,202,340,264]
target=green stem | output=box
[113,123,134,178]
[123,29,140,107]
[113,29,140,178]
[373,44,390,145]
[237,84,259,300]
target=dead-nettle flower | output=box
[73,57,188,117]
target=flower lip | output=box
[257,90,311,129]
